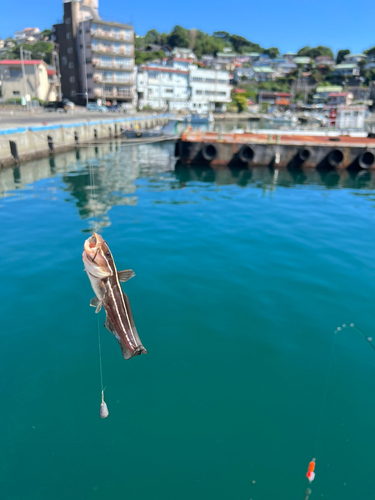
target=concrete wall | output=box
[0,114,173,168]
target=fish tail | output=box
[119,341,148,360]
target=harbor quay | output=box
[175,130,375,169]
[0,114,172,168]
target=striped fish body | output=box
[101,272,147,359]
[83,233,147,360]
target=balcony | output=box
[93,87,133,99]
[91,29,133,43]
[91,45,134,58]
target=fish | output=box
[82,232,147,359]
[306,459,316,483]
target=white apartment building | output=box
[189,67,231,112]
[137,64,190,110]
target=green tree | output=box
[297,45,334,59]
[167,25,190,48]
[336,49,350,64]
[232,93,248,112]
[263,47,280,59]
[135,50,164,65]
[364,46,375,56]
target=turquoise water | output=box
[1,142,375,500]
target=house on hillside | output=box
[171,47,197,61]
[0,59,57,101]
[343,53,366,64]
[327,92,353,106]
[253,66,275,81]
[14,27,41,44]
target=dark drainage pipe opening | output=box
[297,148,310,162]
[358,151,375,169]
[327,149,343,167]
[201,144,217,162]
[238,145,254,163]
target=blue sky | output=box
[1,0,374,55]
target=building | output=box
[137,63,190,110]
[171,47,197,61]
[336,105,367,129]
[343,53,366,64]
[14,27,41,44]
[253,66,275,81]
[327,92,353,106]
[347,86,369,101]
[53,0,135,106]
[0,59,57,101]
[189,66,231,112]
[314,55,335,67]
[332,63,360,78]
[215,51,236,70]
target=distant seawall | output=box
[0,114,173,168]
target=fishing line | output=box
[349,323,375,353]
[88,154,109,418]
[312,327,337,458]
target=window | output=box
[71,90,76,96]
[10,68,22,78]
[62,56,67,66]
[205,78,215,83]
[66,32,71,39]
[164,88,173,93]
[87,88,92,93]
[68,62,74,69]
[217,79,227,84]
[86,58,91,64]
[69,76,75,83]
[13,91,20,96]
[196,90,203,95]
[65,17,71,25]
[67,47,73,54]
[205,90,214,95]
[217,91,226,96]
[86,73,93,79]
[192,77,203,82]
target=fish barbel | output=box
[82,233,147,359]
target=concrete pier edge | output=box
[0,113,174,169]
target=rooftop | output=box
[0,59,45,65]
[316,85,343,93]
[334,63,358,69]
[253,66,275,73]
[141,66,189,74]
[294,57,311,64]
[344,53,366,58]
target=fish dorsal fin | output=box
[118,269,135,282]
[90,297,103,313]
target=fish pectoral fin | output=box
[90,297,103,313]
[104,316,115,334]
[117,269,135,282]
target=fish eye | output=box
[106,251,111,258]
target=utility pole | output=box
[80,0,89,106]
[20,42,31,110]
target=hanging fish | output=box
[83,233,147,359]
[306,459,316,483]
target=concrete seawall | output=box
[0,114,172,168]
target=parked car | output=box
[106,104,122,112]
[44,101,68,112]
[62,98,75,110]
[86,103,108,112]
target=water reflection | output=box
[0,140,375,230]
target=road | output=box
[0,108,161,130]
